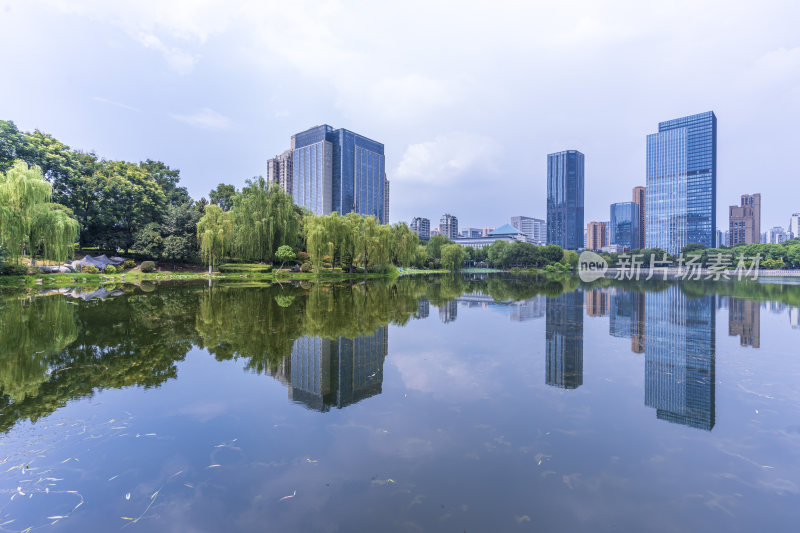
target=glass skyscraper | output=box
[547,150,584,250]
[609,201,640,250]
[646,111,717,254]
[291,125,387,223]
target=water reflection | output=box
[729,297,761,348]
[545,291,584,389]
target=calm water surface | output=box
[1,275,799,532]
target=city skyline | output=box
[3,2,799,233]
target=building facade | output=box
[610,201,640,251]
[729,193,761,246]
[547,150,585,250]
[632,186,646,249]
[646,111,717,254]
[510,216,547,245]
[291,125,387,223]
[440,213,459,240]
[267,149,294,195]
[766,226,789,244]
[410,217,431,241]
[586,221,607,251]
[790,213,800,240]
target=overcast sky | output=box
[1,0,799,232]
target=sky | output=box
[1,0,799,232]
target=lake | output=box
[1,275,799,532]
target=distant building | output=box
[632,186,647,249]
[267,149,293,195]
[384,176,390,223]
[291,124,387,223]
[510,216,546,245]
[729,193,761,246]
[430,227,440,236]
[460,227,482,238]
[482,227,495,237]
[547,150,585,250]
[646,111,717,254]
[716,229,725,247]
[601,244,625,254]
[766,226,789,244]
[790,213,800,240]
[440,213,459,240]
[586,221,607,251]
[410,217,431,241]
[455,224,530,249]
[610,201,640,251]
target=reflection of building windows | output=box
[546,291,584,389]
[609,289,645,353]
[416,299,430,319]
[644,287,715,430]
[728,298,760,348]
[439,300,458,323]
[585,290,608,317]
[281,327,389,411]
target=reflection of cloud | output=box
[170,108,232,130]
[170,401,228,422]
[391,348,497,400]
[393,133,501,185]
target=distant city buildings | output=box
[766,226,789,244]
[283,124,388,223]
[430,227,440,236]
[790,213,800,240]
[646,111,717,254]
[609,201,640,251]
[440,213,459,240]
[586,221,607,251]
[267,149,293,195]
[729,193,761,246]
[545,291,584,389]
[547,150,585,250]
[410,217,431,241]
[482,227,496,237]
[510,216,546,245]
[632,186,646,249]
[454,224,530,250]
[460,227,482,238]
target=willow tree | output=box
[197,204,233,273]
[231,177,299,262]
[0,160,79,265]
[391,222,420,267]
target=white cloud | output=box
[135,32,199,74]
[91,96,140,113]
[170,108,232,130]
[393,133,501,185]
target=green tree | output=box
[132,222,164,259]
[232,177,299,262]
[441,243,466,270]
[426,234,450,260]
[140,159,190,206]
[0,120,23,173]
[209,183,236,211]
[197,205,233,272]
[275,245,296,270]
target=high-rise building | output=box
[644,287,715,430]
[766,226,789,244]
[586,221,607,251]
[545,291,584,389]
[728,298,760,348]
[547,150,585,250]
[729,193,761,246]
[632,186,647,249]
[610,202,640,251]
[291,124,387,223]
[410,217,431,241]
[384,176,390,223]
[440,213,459,240]
[646,111,717,254]
[510,216,546,245]
[267,149,294,195]
[460,228,482,238]
[789,213,800,240]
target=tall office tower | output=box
[547,150,585,250]
[610,202,640,251]
[729,193,761,246]
[545,291,584,389]
[440,213,459,239]
[644,286,716,430]
[267,149,294,195]
[384,176,390,223]
[728,298,760,348]
[790,213,800,239]
[586,221,607,251]
[288,327,388,411]
[646,111,717,254]
[291,125,387,223]
[410,217,431,241]
[585,289,608,317]
[510,216,547,244]
[632,186,646,248]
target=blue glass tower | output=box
[547,150,584,250]
[646,111,717,254]
[292,125,386,223]
[609,201,640,250]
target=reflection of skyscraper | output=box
[585,289,608,317]
[416,299,430,319]
[609,289,642,340]
[510,296,546,321]
[728,298,761,348]
[631,292,646,354]
[546,291,584,389]
[644,287,715,430]
[791,308,800,329]
[287,327,388,411]
[439,300,458,323]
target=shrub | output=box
[297,251,310,263]
[218,263,272,273]
[104,265,117,274]
[82,265,100,274]
[300,262,313,273]
[122,259,135,269]
[0,263,29,276]
[140,261,156,273]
